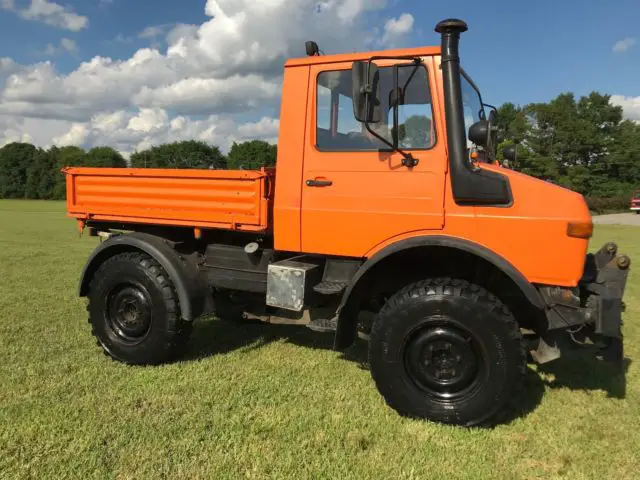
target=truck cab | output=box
[274,39,591,289]
[65,19,630,428]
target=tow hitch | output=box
[537,242,630,370]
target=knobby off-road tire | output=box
[369,278,526,427]
[87,252,193,365]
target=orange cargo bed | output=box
[64,167,274,232]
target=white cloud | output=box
[53,122,88,146]
[334,0,386,22]
[43,37,78,56]
[381,13,414,47]
[166,24,199,46]
[49,108,279,156]
[613,37,636,53]
[138,24,174,48]
[133,75,281,114]
[112,33,133,44]
[60,38,78,53]
[0,57,22,75]
[2,0,88,31]
[126,108,168,133]
[0,114,73,147]
[611,95,640,122]
[139,24,170,40]
[1,0,395,154]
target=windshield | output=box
[460,71,484,146]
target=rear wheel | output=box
[369,278,525,427]
[87,252,192,365]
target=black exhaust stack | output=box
[435,19,512,206]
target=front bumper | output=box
[580,242,630,365]
[538,242,630,368]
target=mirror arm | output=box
[483,103,497,113]
[358,56,422,167]
[392,64,399,146]
[363,121,418,167]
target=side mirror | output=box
[468,120,490,147]
[305,41,319,56]
[469,110,498,149]
[351,61,381,123]
[503,144,517,163]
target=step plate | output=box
[313,280,348,295]
[306,316,338,333]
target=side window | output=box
[387,66,434,149]
[461,73,483,148]
[316,65,435,151]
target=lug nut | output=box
[617,255,631,270]
[606,242,618,255]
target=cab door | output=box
[300,57,447,258]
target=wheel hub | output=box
[404,324,480,398]
[107,285,152,341]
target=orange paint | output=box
[65,167,274,232]
[64,44,593,288]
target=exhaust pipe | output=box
[435,19,512,206]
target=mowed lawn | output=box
[1,200,639,479]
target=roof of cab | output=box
[284,46,440,68]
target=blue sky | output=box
[0,0,638,153]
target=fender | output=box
[79,232,212,321]
[334,235,545,349]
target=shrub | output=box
[585,195,631,214]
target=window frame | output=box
[313,63,438,153]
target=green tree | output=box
[496,103,529,144]
[25,148,56,199]
[86,146,127,168]
[0,142,38,198]
[52,146,88,200]
[227,140,277,170]
[608,120,640,186]
[516,92,629,194]
[130,141,226,169]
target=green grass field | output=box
[1,200,639,479]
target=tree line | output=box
[495,92,640,211]
[0,139,277,200]
[1,91,639,210]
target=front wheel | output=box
[369,278,526,427]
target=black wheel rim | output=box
[106,283,153,343]
[403,320,482,399]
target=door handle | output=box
[306,179,333,187]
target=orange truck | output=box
[65,19,631,427]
